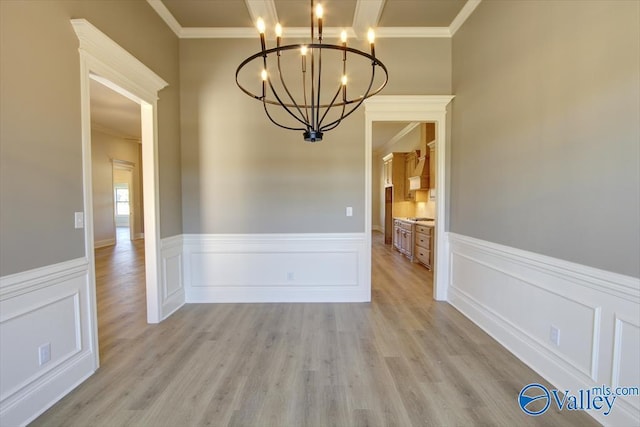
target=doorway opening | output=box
[72,18,169,371]
[89,76,147,360]
[372,122,436,296]
[112,158,142,244]
[364,96,454,302]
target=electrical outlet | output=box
[550,326,560,346]
[346,207,353,217]
[38,343,51,366]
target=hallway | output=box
[94,228,146,362]
[31,232,597,426]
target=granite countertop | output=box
[394,217,435,227]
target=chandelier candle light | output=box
[235,0,389,142]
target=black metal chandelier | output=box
[235,0,388,142]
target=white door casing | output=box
[71,19,168,350]
[364,95,454,301]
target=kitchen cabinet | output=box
[404,150,419,201]
[382,153,406,195]
[428,141,436,190]
[414,224,433,270]
[393,219,414,259]
[383,157,392,187]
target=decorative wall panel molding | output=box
[160,235,185,318]
[447,233,640,427]
[0,259,96,426]
[182,233,369,303]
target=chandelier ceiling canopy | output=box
[235,0,389,142]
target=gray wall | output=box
[180,37,451,234]
[451,1,640,277]
[0,0,182,276]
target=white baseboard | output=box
[183,233,369,303]
[372,225,383,232]
[133,233,144,240]
[447,233,640,427]
[94,238,115,249]
[0,258,97,427]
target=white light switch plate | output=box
[74,212,84,229]
[346,207,353,217]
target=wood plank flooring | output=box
[31,231,599,426]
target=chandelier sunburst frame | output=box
[235,0,389,142]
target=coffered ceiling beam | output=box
[244,0,279,30]
[352,0,386,37]
[147,0,182,37]
[146,0,482,39]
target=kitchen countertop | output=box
[394,217,435,227]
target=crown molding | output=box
[377,122,421,153]
[90,122,142,142]
[181,27,256,39]
[375,27,451,38]
[146,0,481,39]
[147,0,182,37]
[181,26,359,40]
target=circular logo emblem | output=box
[518,383,551,416]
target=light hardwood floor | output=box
[31,231,598,426]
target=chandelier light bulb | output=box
[300,45,308,56]
[340,30,347,44]
[256,18,266,34]
[261,69,268,81]
[341,75,348,86]
[275,23,282,38]
[367,28,375,44]
[315,4,323,19]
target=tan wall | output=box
[91,130,143,243]
[180,38,451,233]
[0,0,181,275]
[451,0,640,277]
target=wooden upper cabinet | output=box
[404,150,419,201]
[383,157,392,187]
[382,152,406,198]
[428,141,436,190]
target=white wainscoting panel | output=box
[447,233,640,427]
[160,235,185,319]
[611,315,640,414]
[0,258,97,426]
[183,233,369,303]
